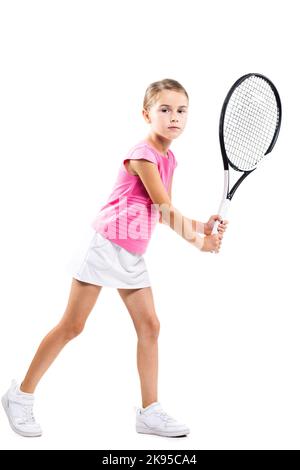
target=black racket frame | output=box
[219,73,282,200]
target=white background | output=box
[0,0,299,450]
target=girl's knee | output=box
[138,316,160,340]
[57,320,86,341]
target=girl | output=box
[2,78,227,439]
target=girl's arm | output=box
[159,174,173,224]
[160,175,222,235]
[130,159,222,252]
[160,178,205,232]
[169,212,228,237]
[183,217,205,233]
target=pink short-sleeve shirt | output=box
[91,140,178,254]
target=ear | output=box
[142,108,151,123]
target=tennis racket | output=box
[212,73,282,236]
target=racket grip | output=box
[212,198,230,234]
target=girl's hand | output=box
[201,233,222,253]
[204,215,229,236]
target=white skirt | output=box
[72,230,151,289]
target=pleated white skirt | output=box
[72,230,151,289]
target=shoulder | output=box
[126,141,158,165]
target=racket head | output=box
[219,73,282,173]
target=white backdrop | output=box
[0,0,299,450]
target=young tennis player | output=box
[2,78,227,438]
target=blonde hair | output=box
[143,78,189,111]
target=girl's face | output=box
[143,90,189,141]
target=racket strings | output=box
[223,76,280,171]
[226,80,277,163]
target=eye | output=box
[161,108,187,113]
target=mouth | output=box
[168,126,180,130]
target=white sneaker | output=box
[136,401,190,437]
[1,380,42,437]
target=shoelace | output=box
[15,403,36,425]
[25,404,35,423]
[135,406,177,423]
[154,410,176,423]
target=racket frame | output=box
[219,72,282,198]
[212,73,282,235]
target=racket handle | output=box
[212,198,230,234]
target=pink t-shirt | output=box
[91,140,178,254]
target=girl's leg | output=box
[117,287,160,409]
[20,278,102,393]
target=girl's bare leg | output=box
[20,278,102,393]
[117,287,160,409]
